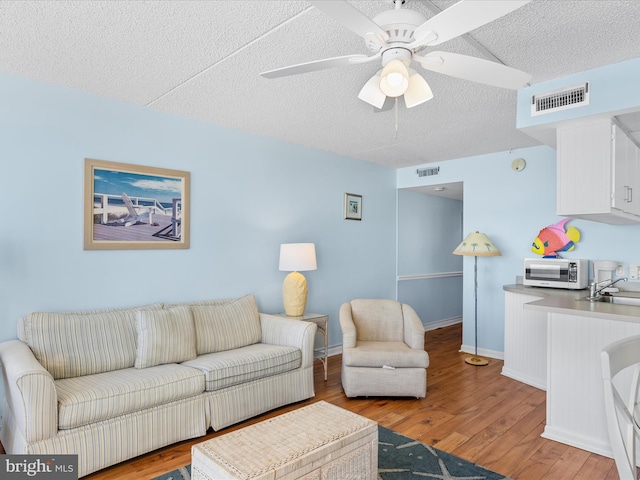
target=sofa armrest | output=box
[0,340,58,443]
[260,314,317,369]
[339,303,357,349]
[402,304,426,350]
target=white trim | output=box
[327,345,343,357]
[423,316,462,331]
[459,344,504,361]
[541,425,613,460]
[397,271,463,281]
[501,367,547,391]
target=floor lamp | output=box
[453,231,501,366]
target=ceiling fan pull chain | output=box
[394,97,399,139]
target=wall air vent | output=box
[416,166,440,177]
[531,83,589,116]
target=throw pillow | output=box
[135,305,197,369]
[191,294,261,355]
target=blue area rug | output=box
[154,426,511,479]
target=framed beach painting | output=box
[344,193,362,221]
[84,158,190,250]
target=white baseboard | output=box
[423,316,462,332]
[501,367,546,390]
[459,344,504,361]
[542,425,613,460]
[327,345,342,357]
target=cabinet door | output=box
[628,138,640,215]
[612,124,631,211]
[557,119,612,215]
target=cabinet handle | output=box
[630,187,633,203]
[625,186,631,202]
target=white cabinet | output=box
[612,124,640,216]
[543,312,640,458]
[503,291,547,390]
[557,118,640,224]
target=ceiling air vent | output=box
[416,166,440,177]
[531,83,589,116]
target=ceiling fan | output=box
[261,0,532,109]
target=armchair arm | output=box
[0,340,58,443]
[402,304,426,350]
[260,314,317,369]
[339,303,357,349]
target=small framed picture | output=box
[344,193,362,221]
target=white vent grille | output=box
[531,83,589,116]
[416,166,440,177]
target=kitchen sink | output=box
[586,294,640,306]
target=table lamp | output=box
[453,231,501,366]
[279,243,317,316]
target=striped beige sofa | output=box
[0,295,317,477]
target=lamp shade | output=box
[404,70,433,108]
[379,59,409,97]
[358,71,387,109]
[453,231,501,257]
[279,243,317,272]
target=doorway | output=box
[396,182,464,332]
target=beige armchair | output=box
[339,299,429,398]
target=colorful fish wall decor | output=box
[531,218,581,258]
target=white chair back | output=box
[601,334,640,480]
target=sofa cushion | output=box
[343,341,429,368]
[135,306,197,369]
[18,304,162,379]
[181,343,301,391]
[190,295,261,355]
[55,363,205,430]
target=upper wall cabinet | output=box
[557,118,640,224]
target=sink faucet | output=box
[588,277,629,301]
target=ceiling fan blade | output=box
[261,54,369,79]
[410,0,531,47]
[415,51,531,89]
[309,0,389,49]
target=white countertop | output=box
[504,284,640,323]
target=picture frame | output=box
[84,158,190,250]
[344,193,362,221]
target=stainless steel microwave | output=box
[523,258,589,289]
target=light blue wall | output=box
[0,72,397,350]
[397,190,463,326]
[517,57,640,129]
[398,144,640,355]
[398,146,561,354]
[398,56,640,357]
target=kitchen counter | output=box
[503,284,640,323]
[503,284,640,459]
[503,283,586,299]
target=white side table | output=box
[275,312,328,381]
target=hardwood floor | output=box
[55,324,620,478]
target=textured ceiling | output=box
[1,0,640,169]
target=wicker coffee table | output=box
[191,401,378,480]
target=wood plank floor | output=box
[21,324,623,479]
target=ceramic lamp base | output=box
[282,271,308,316]
[465,356,489,366]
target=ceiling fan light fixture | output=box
[358,71,386,109]
[379,59,409,97]
[404,70,433,108]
